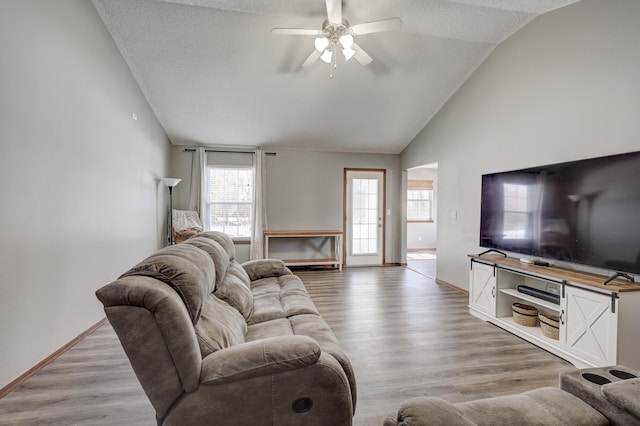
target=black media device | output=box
[517,285,560,305]
[479,150,640,275]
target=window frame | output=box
[407,180,434,223]
[204,165,254,241]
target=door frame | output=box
[343,168,387,266]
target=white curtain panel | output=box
[250,149,267,260]
[189,147,206,226]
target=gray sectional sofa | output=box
[96,231,356,426]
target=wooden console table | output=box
[264,230,343,270]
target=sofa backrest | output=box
[197,231,237,260]
[186,233,255,321]
[119,244,215,323]
[95,242,252,417]
[186,235,230,288]
[96,244,213,418]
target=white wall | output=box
[268,150,402,263]
[170,147,403,263]
[401,0,640,290]
[0,0,170,388]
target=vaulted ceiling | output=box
[93,0,581,154]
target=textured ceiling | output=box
[93,0,581,154]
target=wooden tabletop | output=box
[469,254,640,293]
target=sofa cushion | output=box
[185,236,254,321]
[601,377,640,419]
[195,294,247,358]
[249,275,320,324]
[185,237,230,288]
[391,397,475,426]
[119,244,214,324]
[250,293,286,324]
[457,387,607,426]
[198,231,236,260]
[246,318,293,342]
[214,262,254,321]
[280,275,320,316]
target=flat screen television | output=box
[479,150,640,275]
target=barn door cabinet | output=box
[468,254,640,370]
[469,260,496,317]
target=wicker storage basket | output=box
[512,303,538,327]
[539,313,560,340]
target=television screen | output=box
[480,151,640,275]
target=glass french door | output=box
[345,169,385,266]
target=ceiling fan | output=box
[272,0,402,75]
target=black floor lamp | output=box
[162,178,181,245]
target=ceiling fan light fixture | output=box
[339,33,353,49]
[342,46,355,61]
[320,48,333,63]
[314,37,329,52]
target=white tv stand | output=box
[468,254,640,370]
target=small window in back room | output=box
[205,167,253,238]
[407,180,433,222]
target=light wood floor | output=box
[0,266,573,426]
[406,259,437,279]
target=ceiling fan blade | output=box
[272,28,324,36]
[302,50,322,67]
[352,42,372,66]
[326,0,342,24]
[352,17,402,35]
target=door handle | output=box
[560,309,565,325]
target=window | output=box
[407,180,433,222]
[351,178,379,255]
[205,167,253,238]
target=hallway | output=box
[407,249,436,279]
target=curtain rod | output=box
[183,148,276,156]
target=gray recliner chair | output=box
[385,365,640,426]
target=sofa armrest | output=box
[200,335,321,385]
[242,259,293,281]
[602,378,640,419]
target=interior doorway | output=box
[406,163,438,278]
